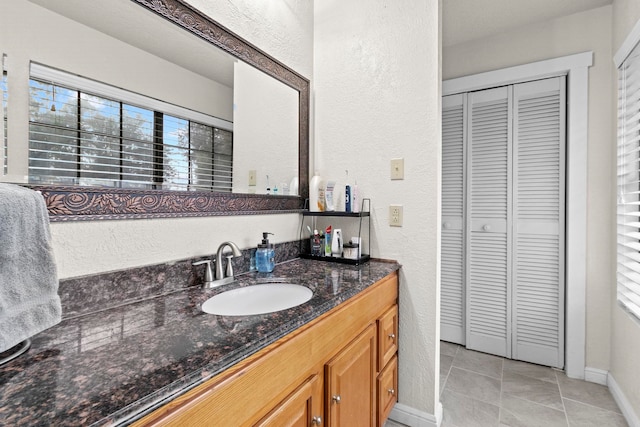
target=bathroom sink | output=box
[201,283,313,316]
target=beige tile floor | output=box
[384,341,628,427]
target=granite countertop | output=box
[0,258,400,426]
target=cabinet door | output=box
[377,305,398,372]
[255,374,323,427]
[325,324,376,427]
[377,355,398,427]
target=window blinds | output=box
[617,37,640,321]
[28,64,233,192]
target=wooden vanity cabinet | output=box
[133,271,398,427]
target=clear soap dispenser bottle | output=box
[256,232,275,273]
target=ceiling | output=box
[443,0,613,47]
[32,0,615,77]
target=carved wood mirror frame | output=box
[33,0,309,221]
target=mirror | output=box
[3,0,309,220]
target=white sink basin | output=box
[201,283,313,316]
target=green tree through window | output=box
[28,79,232,191]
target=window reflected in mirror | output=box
[28,69,234,192]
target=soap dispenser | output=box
[256,232,275,273]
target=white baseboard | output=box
[389,402,442,427]
[584,366,608,385]
[608,374,640,427]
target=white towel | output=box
[0,184,61,352]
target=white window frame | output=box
[615,19,640,325]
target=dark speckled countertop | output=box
[0,258,400,426]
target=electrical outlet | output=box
[248,170,257,186]
[390,158,404,180]
[389,204,403,227]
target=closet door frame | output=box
[443,51,592,379]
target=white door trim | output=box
[443,51,593,379]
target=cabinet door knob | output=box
[388,388,395,395]
[332,395,341,404]
[312,416,322,425]
[482,224,491,231]
[388,333,396,339]
[443,222,451,229]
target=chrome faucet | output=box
[192,241,242,289]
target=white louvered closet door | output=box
[512,77,565,368]
[466,86,512,358]
[441,93,466,345]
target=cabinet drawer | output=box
[377,304,398,371]
[376,355,398,427]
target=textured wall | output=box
[314,0,441,418]
[611,0,640,417]
[444,5,614,373]
[185,0,314,79]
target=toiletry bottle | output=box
[256,232,275,273]
[334,181,345,211]
[324,225,332,256]
[352,180,360,213]
[311,229,322,256]
[345,170,352,212]
[318,180,326,211]
[325,180,336,211]
[331,228,343,257]
[309,172,322,212]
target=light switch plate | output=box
[248,170,257,186]
[389,204,403,227]
[391,158,404,180]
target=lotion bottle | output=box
[309,172,322,212]
[325,180,336,211]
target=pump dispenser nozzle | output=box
[261,232,274,246]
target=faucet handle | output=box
[225,255,234,278]
[193,259,214,284]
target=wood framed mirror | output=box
[16,0,309,221]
